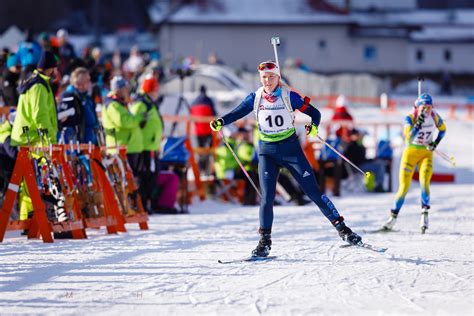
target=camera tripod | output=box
[170,69,192,136]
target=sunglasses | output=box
[258,62,277,71]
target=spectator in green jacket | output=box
[10,51,59,220]
[214,126,260,205]
[11,51,59,147]
[214,126,238,180]
[129,74,164,212]
[235,127,259,205]
[102,75,144,175]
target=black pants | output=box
[134,151,159,212]
[127,153,142,177]
[0,138,18,197]
[197,134,213,173]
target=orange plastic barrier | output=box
[0,143,151,243]
[1,148,57,242]
[118,147,149,230]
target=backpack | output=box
[319,138,342,161]
[376,140,393,159]
[161,137,189,164]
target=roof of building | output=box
[410,26,474,42]
[151,0,474,42]
[153,0,352,25]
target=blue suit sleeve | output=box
[289,91,321,126]
[221,93,255,125]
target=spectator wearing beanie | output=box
[130,74,164,213]
[101,75,144,175]
[331,95,354,143]
[1,53,21,106]
[10,50,59,221]
[16,30,42,78]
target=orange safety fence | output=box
[0,143,148,243]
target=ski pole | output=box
[317,135,370,178]
[434,149,456,166]
[271,37,281,70]
[218,130,262,199]
[418,76,424,97]
[270,36,369,178]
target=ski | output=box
[218,256,277,264]
[340,242,388,253]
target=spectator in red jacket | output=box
[190,85,217,173]
[331,95,354,143]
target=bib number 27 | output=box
[417,131,431,142]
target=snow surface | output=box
[1,108,473,315]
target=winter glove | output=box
[305,123,318,137]
[427,140,439,151]
[210,118,224,132]
[414,112,425,129]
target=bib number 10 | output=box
[265,115,284,127]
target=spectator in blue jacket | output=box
[58,67,99,144]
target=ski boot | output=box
[251,228,272,257]
[381,211,398,231]
[420,205,429,234]
[332,217,362,245]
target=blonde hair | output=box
[70,67,90,86]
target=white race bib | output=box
[257,96,293,135]
[412,114,436,145]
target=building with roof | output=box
[155,0,474,75]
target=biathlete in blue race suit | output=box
[210,61,362,257]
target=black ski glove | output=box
[427,140,439,151]
[414,112,425,129]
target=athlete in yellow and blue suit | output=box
[382,93,446,231]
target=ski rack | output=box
[0,143,149,243]
[68,143,121,234]
[0,146,84,242]
[116,146,149,230]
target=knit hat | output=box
[6,54,19,68]
[57,28,68,38]
[257,60,280,77]
[142,74,159,93]
[415,93,433,107]
[37,51,59,70]
[110,75,128,91]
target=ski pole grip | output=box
[22,126,29,134]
